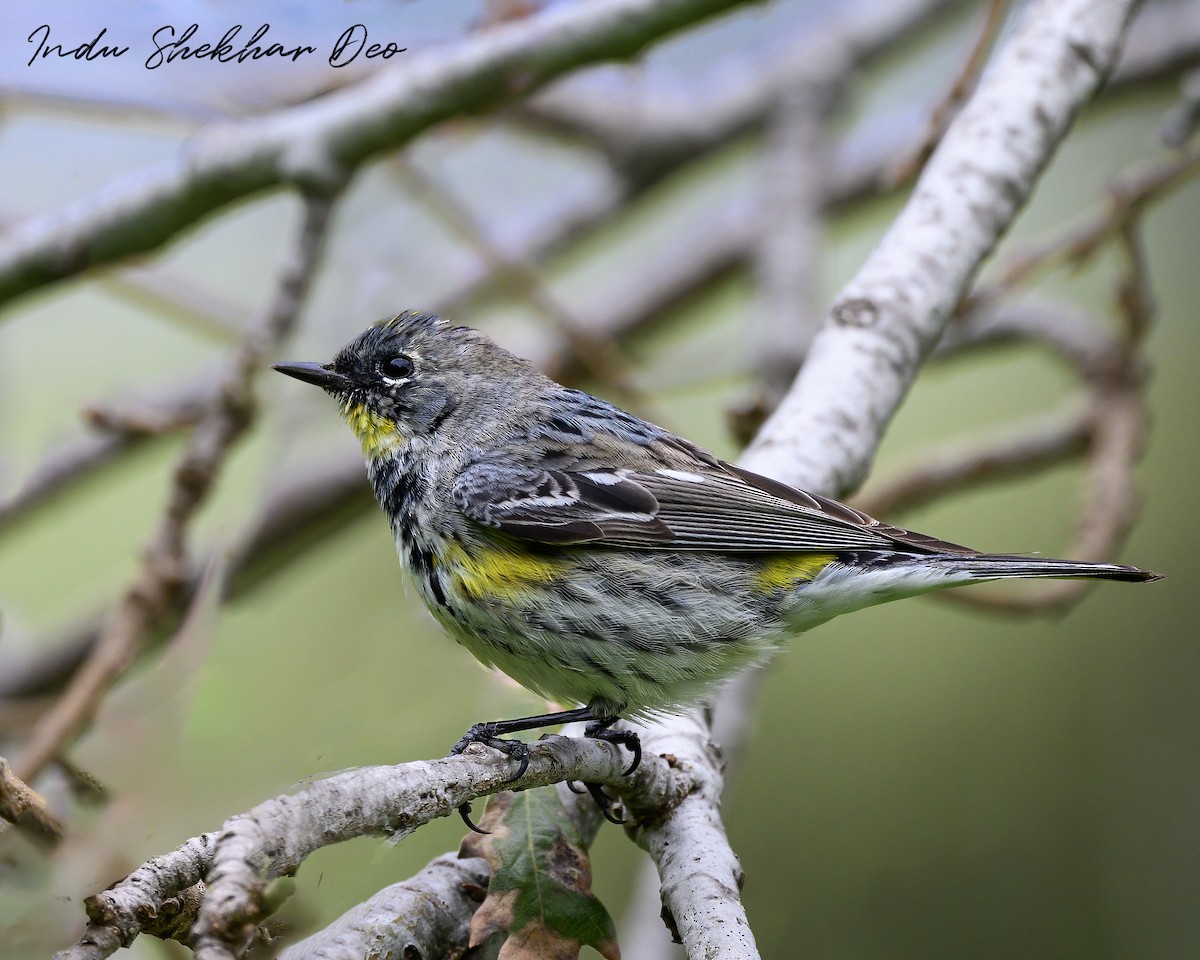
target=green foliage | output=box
[461,790,620,960]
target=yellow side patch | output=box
[754,553,836,593]
[343,403,403,457]
[442,541,564,600]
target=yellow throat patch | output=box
[343,402,403,457]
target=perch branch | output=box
[59,737,680,960]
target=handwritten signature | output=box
[26,24,406,70]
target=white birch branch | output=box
[744,0,1141,496]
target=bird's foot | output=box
[562,719,641,824]
[448,709,639,834]
[450,722,533,834]
[584,718,641,776]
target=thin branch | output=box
[522,0,961,189]
[0,433,140,535]
[1159,67,1200,147]
[887,0,1013,185]
[856,402,1093,517]
[0,378,216,535]
[938,295,1124,378]
[936,385,1146,614]
[1113,0,1200,86]
[97,267,245,343]
[14,191,338,784]
[937,218,1154,615]
[0,756,64,845]
[995,145,1200,293]
[754,72,837,393]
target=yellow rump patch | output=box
[343,403,403,457]
[754,553,836,593]
[442,541,564,600]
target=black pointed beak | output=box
[272,361,349,392]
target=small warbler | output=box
[275,311,1159,823]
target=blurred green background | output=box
[0,1,1196,957]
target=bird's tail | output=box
[940,554,1161,583]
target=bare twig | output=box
[0,433,139,535]
[97,267,245,343]
[1159,67,1200,146]
[522,0,960,189]
[937,385,1146,614]
[996,145,1200,293]
[0,756,64,844]
[58,737,678,960]
[753,74,837,394]
[14,191,338,784]
[857,402,1093,517]
[888,0,1012,185]
[0,378,216,535]
[1114,0,1200,86]
[938,295,1124,378]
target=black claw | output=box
[565,779,587,794]
[506,744,530,783]
[584,720,642,776]
[458,801,490,835]
[618,733,642,776]
[585,782,626,825]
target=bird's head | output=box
[273,311,533,458]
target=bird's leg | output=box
[449,707,641,833]
[450,706,595,833]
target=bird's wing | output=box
[452,452,977,555]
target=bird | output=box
[274,310,1160,827]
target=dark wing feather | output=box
[452,462,673,544]
[453,454,977,555]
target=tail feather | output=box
[947,554,1161,583]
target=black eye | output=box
[380,355,414,380]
